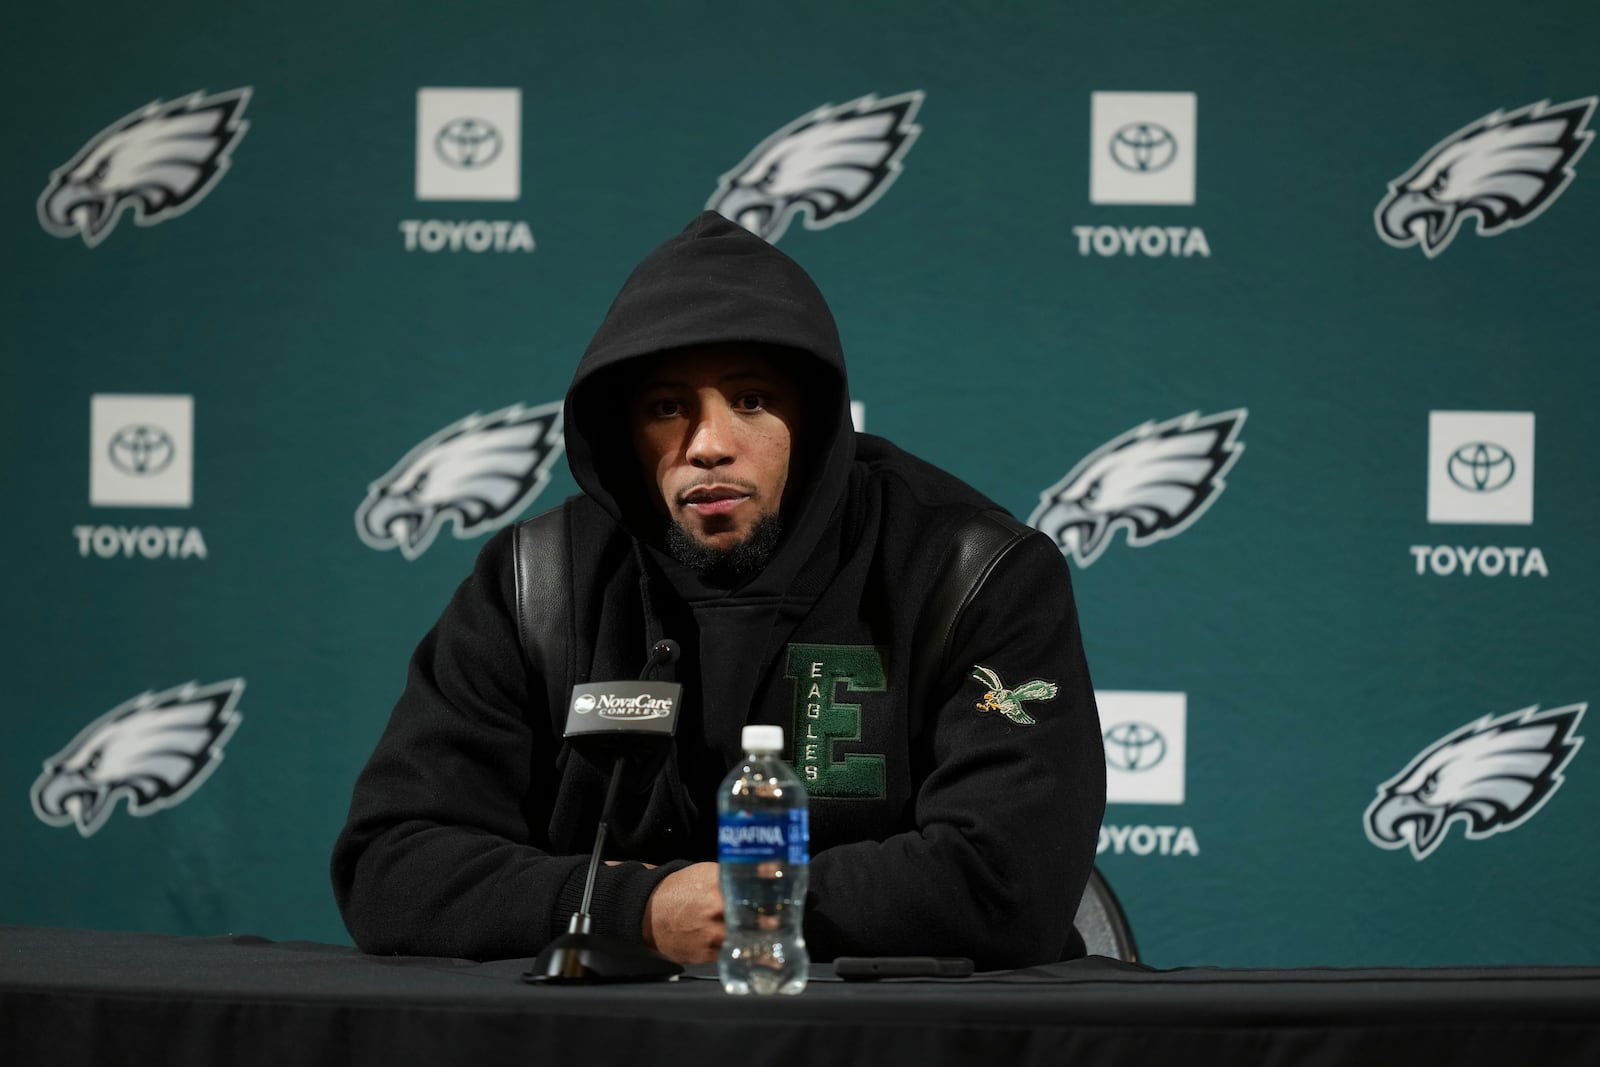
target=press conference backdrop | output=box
[4,0,1596,969]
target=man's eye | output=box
[734,393,767,412]
[650,399,683,418]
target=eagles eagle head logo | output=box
[1029,409,1246,568]
[356,401,565,560]
[1376,97,1595,257]
[1365,703,1585,861]
[707,90,923,243]
[31,679,245,838]
[38,87,252,248]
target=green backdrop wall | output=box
[4,0,1596,968]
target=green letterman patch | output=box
[970,665,1057,726]
[786,644,888,799]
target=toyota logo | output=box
[1109,122,1178,173]
[435,117,503,170]
[108,424,175,477]
[1103,721,1167,772]
[1446,441,1515,493]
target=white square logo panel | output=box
[1427,411,1535,525]
[416,88,521,201]
[90,394,193,508]
[1090,91,1197,205]
[1097,691,1186,805]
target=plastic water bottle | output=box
[717,724,809,995]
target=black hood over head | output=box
[564,211,855,580]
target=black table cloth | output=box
[3,925,1597,1065]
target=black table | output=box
[3,925,1598,1066]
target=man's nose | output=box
[686,400,736,468]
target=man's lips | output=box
[678,485,753,516]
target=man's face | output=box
[631,344,802,554]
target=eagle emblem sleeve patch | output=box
[970,665,1057,726]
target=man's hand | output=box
[642,862,723,964]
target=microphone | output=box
[559,638,682,750]
[645,638,680,672]
[525,638,686,985]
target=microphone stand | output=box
[574,751,629,934]
[525,642,685,984]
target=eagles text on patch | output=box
[786,644,887,799]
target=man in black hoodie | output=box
[333,212,1105,969]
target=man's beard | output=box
[665,512,783,583]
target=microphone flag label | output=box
[564,681,682,740]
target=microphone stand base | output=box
[523,931,684,985]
